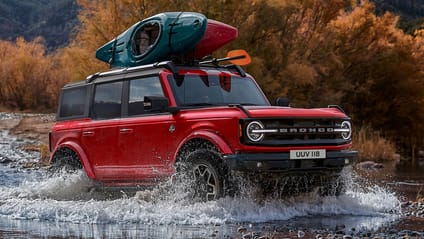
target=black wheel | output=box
[178,149,227,201]
[49,147,82,174]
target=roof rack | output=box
[85,61,178,83]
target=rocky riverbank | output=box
[7,113,54,144]
[0,112,54,165]
[235,225,424,239]
[403,199,424,218]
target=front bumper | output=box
[224,150,358,173]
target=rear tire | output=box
[49,147,82,174]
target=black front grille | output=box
[241,118,351,146]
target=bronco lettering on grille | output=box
[279,127,334,133]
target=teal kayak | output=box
[96,12,208,67]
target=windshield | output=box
[167,73,270,106]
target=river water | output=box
[0,117,422,238]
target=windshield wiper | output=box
[179,103,217,107]
[227,103,257,106]
[180,103,257,107]
[239,103,257,106]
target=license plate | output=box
[290,149,326,159]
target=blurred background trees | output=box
[0,37,63,110]
[0,0,423,162]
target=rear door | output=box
[80,81,124,180]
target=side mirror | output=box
[275,97,290,107]
[144,96,169,112]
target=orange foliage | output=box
[0,37,65,111]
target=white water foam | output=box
[0,168,401,227]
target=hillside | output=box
[0,0,78,50]
[373,0,424,19]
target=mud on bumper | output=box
[223,150,358,174]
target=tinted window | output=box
[93,81,123,119]
[128,76,164,116]
[168,74,269,106]
[59,86,87,118]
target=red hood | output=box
[244,106,348,118]
[177,106,348,120]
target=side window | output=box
[128,76,164,116]
[59,86,87,119]
[93,81,123,119]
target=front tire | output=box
[179,149,227,202]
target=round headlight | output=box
[340,121,352,140]
[246,121,265,142]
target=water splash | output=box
[0,167,401,227]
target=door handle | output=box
[82,131,94,137]
[120,128,134,134]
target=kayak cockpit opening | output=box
[132,22,160,56]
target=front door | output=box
[117,76,173,181]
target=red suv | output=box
[50,12,357,200]
[49,60,357,200]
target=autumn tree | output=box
[327,1,424,161]
[0,37,62,110]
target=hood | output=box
[243,106,348,119]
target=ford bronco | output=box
[49,12,357,201]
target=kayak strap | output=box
[168,12,184,51]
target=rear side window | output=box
[93,81,123,119]
[59,86,87,119]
